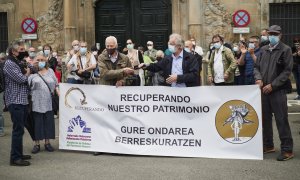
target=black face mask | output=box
[156,57,163,61]
[17,51,29,60]
[107,48,116,55]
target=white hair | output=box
[147,41,153,45]
[156,50,164,58]
[105,36,118,48]
[169,33,184,48]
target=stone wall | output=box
[1,0,299,53]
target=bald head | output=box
[184,40,194,51]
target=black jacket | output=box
[254,42,293,92]
[146,50,199,87]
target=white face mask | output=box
[73,45,80,51]
[213,42,221,49]
[147,46,153,50]
[248,43,255,49]
[168,45,176,53]
[44,50,50,56]
[233,47,239,52]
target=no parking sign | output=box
[233,10,251,27]
[21,18,38,34]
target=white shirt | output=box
[213,46,224,83]
[195,46,204,56]
[171,50,186,87]
[68,54,97,80]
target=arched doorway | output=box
[95,0,172,51]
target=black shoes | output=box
[45,143,54,152]
[93,152,103,156]
[10,159,30,166]
[277,152,294,161]
[21,155,32,160]
[31,145,40,154]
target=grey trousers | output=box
[262,89,293,153]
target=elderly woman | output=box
[28,52,59,154]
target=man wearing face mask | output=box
[144,41,158,62]
[260,29,270,48]
[65,40,80,83]
[185,40,203,85]
[254,25,294,161]
[207,34,237,86]
[139,33,199,87]
[98,36,134,86]
[3,42,32,166]
[238,36,261,85]
[190,37,204,56]
[68,41,97,84]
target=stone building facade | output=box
[0,0,299,53]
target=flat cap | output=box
[267,25,281,33]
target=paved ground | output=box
[0,92,300,180]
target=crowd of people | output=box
[0,24,299,166]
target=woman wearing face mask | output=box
[43,44,57,72]
[207,34,237,86]
[28,52,59,154]
[125,39,144,86]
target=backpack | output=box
[0,62,5,93]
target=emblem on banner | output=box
[65,87,88,108]
[215,100,258,144]
[67,115,91,133]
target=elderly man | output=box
[185,40,203,85]
[254,25,294,161]
[139,33,199,87]
[68,41,97,84]
[98,36,134,86]
[144,41,158,61]
[66,40,81,84]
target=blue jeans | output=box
[66,78,83,84]
[244,75,255,85]
[8,104,28,161]
[0,92,4,135]
[292,64,300,96]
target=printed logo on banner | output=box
[64,87,104,112]
[65,87,88,108]
[66,115,92,148]
[215,100,259,144]
[67,115,91,133]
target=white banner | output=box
[59,84,262,160]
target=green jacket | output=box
[207,46,237,83]
[98,52,132,86]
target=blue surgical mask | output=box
[268,35,280,46]
[44,50,50,56]
[38,61,46,69]
[184,47,191,53]
[168,45,176,53]
[29,52,36,58]
[80,47,87,55]
[213,42,221,49]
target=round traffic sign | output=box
[233,10,250,27]
[21,18,38,34]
